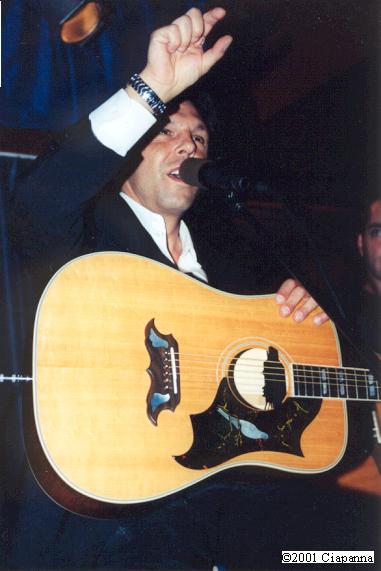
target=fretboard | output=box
[293,364,379,402]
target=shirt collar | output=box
[119,192,206,282]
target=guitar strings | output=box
[178,362,370,382]
[180,375,373,392]
[173,350,370,373]
[174,355,372,381]
[181,373,374,390]
[170,371,378,400]
[167,357,378,396]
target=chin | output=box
[165,189,198,213]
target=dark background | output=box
[0,1,379,566]
[0,0,379,379]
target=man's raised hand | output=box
[139,7,232,103]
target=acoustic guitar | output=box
[17,253,380,516]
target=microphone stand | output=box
[220,180,380,379]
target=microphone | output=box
[179,158,249,190]
[179,158,269,202]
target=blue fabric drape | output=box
[1,0,204,130]
[2,0,150,129]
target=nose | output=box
[176,131,197,157]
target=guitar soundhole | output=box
[229,345,287,411]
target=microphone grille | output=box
[179,158,211,188]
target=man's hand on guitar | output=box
[275,279,329,326]
[136,7,233,104]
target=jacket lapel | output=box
[93,194,178,269]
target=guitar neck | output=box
[292,364,379,402]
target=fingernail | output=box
[276,294,285,304]
[294,310,303,322]
[313,315,321,325]
[223,36,233,51]
[280,305,290,317]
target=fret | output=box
[293,365,299,396]
[305,366,314,397]
[366,371,379,401]
[311,366,320,397]
[328,367,338,398]
[294,364,317,397]
[356,369,367,400]
[293,365,305,397]
[310,366,319,397]
[337,368,347,398]
[293,364,379,403]
[347,368,357,400]
[319,367,330,398]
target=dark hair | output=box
[105,88,220,192]
[166,87,220,151]
[359,194,381,233]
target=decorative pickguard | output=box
[175,379,321,469]
[175,341,322,471]
[145,319,180,425]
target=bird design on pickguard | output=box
[216,407,269,441]
[174,375,321,470]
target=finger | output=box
[312,311,330,326]
[200,35,233,75]
[171,14,193,53]
[292,295,319,323]
[185,7,205,43]
[275,279,300,304]
[278,284,309,317]
[151,23,182,54]
[202,7,227,39]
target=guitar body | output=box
[27,252,347,514]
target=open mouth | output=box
[167,169,183,182]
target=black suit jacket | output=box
[13,118,282,299]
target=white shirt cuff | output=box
[89,89,156,157]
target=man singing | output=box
[11,6,376,571]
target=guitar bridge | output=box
[144,319,180,425]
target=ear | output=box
[357,233,364,257]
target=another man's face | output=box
[122,100,208,218]
[358,199,381,282]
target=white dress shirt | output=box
[120,192,207,282]
[89,88,208,282]
[89,89,156,157]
